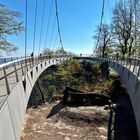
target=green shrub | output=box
[82,61,100,75]
[68,59,81,74]
[91,63,100,75]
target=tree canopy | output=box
[93,24,114,57]
[0,4,24,54]
[93,0,140,58]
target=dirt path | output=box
[20,101,109,140]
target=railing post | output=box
[4,58,6,63]
[35,57,38,65]
[14,62,19,82]
[24,58,28,74]
[20,60,24,76]
[29,58,32,69]
[3,67,10,94]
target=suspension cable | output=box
[123,0,126,9]
[44,0,54,50]
[55,0,64,49]
[52,32,58,51]
[103,0,106,24]
[38,0,46,56]
[134,0,137,53]
[48,17,56,49]
[25,0,28,65]
[57,41,61,49]
[32,0,38,55]
[107,0,111,23]
[94,0,105,54]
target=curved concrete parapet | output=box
[0,58,68,140]
[76,56,140,139]
[108,59,140,140]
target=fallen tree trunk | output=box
[63,87,111,106]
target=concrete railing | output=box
[76,54,140,78]
[0,55,70,140]
[107,55,140,78]
[0,55,71,96]
[0,56,20,64]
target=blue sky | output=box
[1,0,117,56]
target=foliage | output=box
[42,48,54,56]
[67,59,81,74]
[42,47,75,57]
[112,0,136,56]
[93,0,140,57]
[82,60,100,75]
[55,47,66,55]
[93,24,114,57]
[0,4,24,53]
[109,68,119,77]
[42,59,116,94]
[94,79,112,93]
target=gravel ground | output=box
[20,101,109,140]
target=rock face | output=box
[28,65,60,107]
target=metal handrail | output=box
[1,53,139,98]
[0,56,31,64]
[75,54,140,78]
[0,55,70,97]
[95,55,140,78]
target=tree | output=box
[42,48,54,56]
[55,47,67,55]
[132,0,140,57]
[0,4,24,54]
[93,24,113,58]
[112,0,137,57]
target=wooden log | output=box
[63,87,111,106]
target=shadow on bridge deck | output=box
[108,78,139,140]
